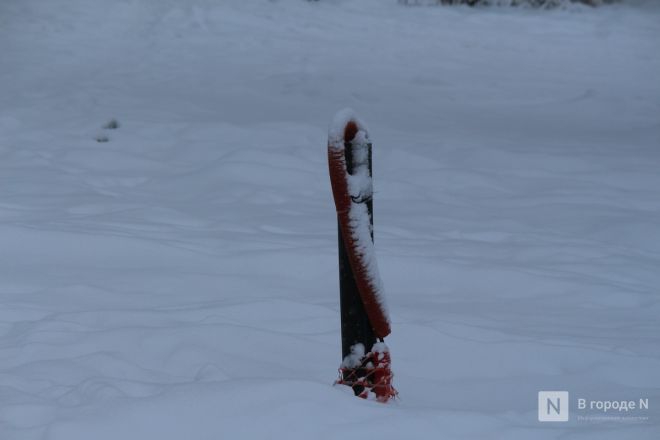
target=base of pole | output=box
[334,343,397,403]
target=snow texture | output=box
[345,125,390,320]
[371,342,389,354]
[342,343,367,369]
[1,0,660,439]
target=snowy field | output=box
[1,0,659,438]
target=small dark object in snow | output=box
[103,119,120,129]
[400,0,617,6]
[95,135,110,143]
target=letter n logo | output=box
[538,391,569,422]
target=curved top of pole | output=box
[328,108,368,152]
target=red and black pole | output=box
[338,125,376,363]
[328,109,396,402]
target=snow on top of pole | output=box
[328,108,369,150]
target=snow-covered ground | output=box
[1,0,659,438]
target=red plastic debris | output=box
[335,347,397,403]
